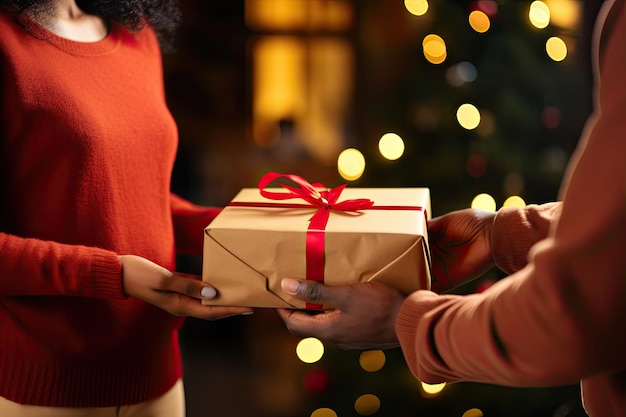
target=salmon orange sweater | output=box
[396,1,626,416]
[0,9,219,407]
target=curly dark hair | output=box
[0,0,181,51]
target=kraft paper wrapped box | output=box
[202,173,432,310]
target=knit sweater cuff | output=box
[395,290,450,383]
[491,203,560,275]
[91,248,125,299]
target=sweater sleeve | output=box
[491,202,561,274]
[0,232,125,298]
[170,192,221,256]
[396,0,626,388]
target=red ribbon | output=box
[229,172,424,310]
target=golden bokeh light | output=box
[310,408,338,417]
[296,338,325,364]
[354,394,381,416]
[471,193,497,211]
[469,10,490,33]
[545,0,581,29]
[503,195,526,208]
[529,1,550,29]
[378,133,405,160]
[546,36,567,61]
[405,0,428,16]
[359,350,386,372]
[420,381,446,396]
[423,34,447,64]
[462,408,485,417]
[456,103,481,130]
[338,148,366,181]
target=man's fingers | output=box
[281,277,341,308]
[277,308,338,339]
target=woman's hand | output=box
[120,255,253,320]
[277,278,406,350]
[429,209,496,292]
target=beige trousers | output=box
[0,379,185,417]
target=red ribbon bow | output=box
[229,172,423,310]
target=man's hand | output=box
[277,278,406,350]
[429,209,496,292]
[120,255,253,320]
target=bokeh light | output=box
[337,148,366,181]
[503,171,525,196]
[420,381,446,396]
[296,337,325,363]
[529,1,550,29]
[311,408,338,417]
[378,133,405,160]
[446,61,478,87]
[462,408,484,417]
[303,369,329,393]
[469,10,490,33]
[456,103,481,130]
[405,0,428,16]
[354,394,381,416]
[423,34,447,64]
[503,195,526,208]
[545,0,581,29]
[546,36,567,61]
[359,350,386,372]
[471,193,496,211]
[473,0,498,17]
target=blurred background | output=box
[166,1,600,416]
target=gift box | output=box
[202,172,431,310]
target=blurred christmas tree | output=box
[352,0,593,216]
[296,1,594,416]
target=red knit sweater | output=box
[0,9,220,407]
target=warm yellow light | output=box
[359,350,386,372]
[545,0,581,29]
[245,0,353,30]
[462,408,484,417]
[253,36,305,147]
[378,133,405,160]
[423,34,447,65]
[456,103,481,130]
[469,10,490,33]
[354,394,381,416]
[311,408,338,417]
[503,195,526,208]
[546,36,567,61]
[338,148,365,181]
[529,1,550,29]
[296,338,325,364]
[245,0,307,30]
[420,381,446,395]
[471,193,497,211]
[405,0,428,16]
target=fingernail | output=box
[240,311,254,316]
[281,278,300,295]
[201,287,216,299]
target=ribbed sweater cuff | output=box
[395,290,448,382]
[491,204,560,275]
[91,248,125,299]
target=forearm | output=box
[170,193,221,256]
[0,232,124,298]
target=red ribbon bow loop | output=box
[257,172,374,310]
